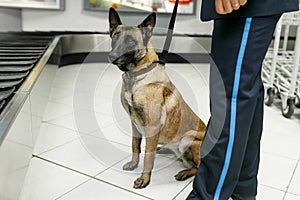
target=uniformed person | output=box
[187,0,299,199]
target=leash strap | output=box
[159,0,180,65]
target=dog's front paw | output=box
[175,169,193,181]
[133,174,150,189]
[122,161,138,171]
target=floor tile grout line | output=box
[14,163,33,173]
[34,133,131,157]
[41,120,77,132]
[171,180,193,200]
[47,89,129,118]
[261,151,300,162]
[48,96,74,105]
[90,155,155,200]
[50,124,131,148]
[54,178,92,200]
[37,120,133,153]
[32,155,154,200]
[42,111,75,123]
[84,132,132,148]
[259,183,286,193]
[282,157,300,200]
[45,110,145,143]
[43,109,119,134]
[34,137,80,156]
[284,192,300,197]
[43,118,81,133]
[5,138,33,150]
[43,117,95,135]
[91,155,131,176]
[29,97,35,153]
[90,177,153,200]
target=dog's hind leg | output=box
[175,167,198,181]
[175,135,202,181]
[156,145,175,155]
[123,123,142,171]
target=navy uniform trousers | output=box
[187,15,281,200]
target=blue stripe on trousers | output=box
[213,17,253,200]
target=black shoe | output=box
[231,193,256,200]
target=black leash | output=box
[159,0,180,65]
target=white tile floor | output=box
[18,63,300,200]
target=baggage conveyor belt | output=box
[0,33,54,112]
[0,32,62,147]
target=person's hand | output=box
[215,0,247,14]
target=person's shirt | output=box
[201,0,299,21]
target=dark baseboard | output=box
[58,52,211,67]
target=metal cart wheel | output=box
[295,97,300,108]
[265,88,275,106]
[281,98,295,118]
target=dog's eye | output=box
[128,39,136,46]
[112,33,120,42]
[126,37,137,47]
[111,33,121,48]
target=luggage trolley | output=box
[262,9,300,118]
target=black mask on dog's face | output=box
[108,8,156,72]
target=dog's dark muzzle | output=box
[108,52,119,64]
[108,51,136,71]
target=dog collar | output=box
[125,62,161,78]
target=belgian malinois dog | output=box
[108,8,206,189]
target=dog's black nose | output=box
[108,52,119,64]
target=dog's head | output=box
[108,8,156,72]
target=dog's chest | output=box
[122,78,136,107]
[121,65,168,107]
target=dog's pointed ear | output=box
[138,12,156,44]
[138,12,156,32]
[109,7,122,37]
